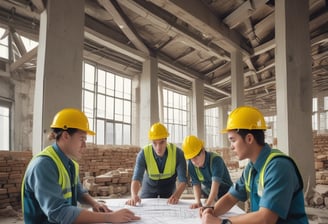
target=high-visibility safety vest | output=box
[21,145,79,211]
[194,152,219,182]
[144,143,177,180]
[244,148,303,197]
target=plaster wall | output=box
[0,71,34,151]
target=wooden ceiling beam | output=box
[97,0,150,54]
[150,0,252,55]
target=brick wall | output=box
[78,144,140,179]
[0,151,32,210]
[313,134,328,185]
[1,137,327,211]
[0,145,140,210]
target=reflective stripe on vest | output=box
[194,152,219,182]
[31,146,78,199]
[144,143,176,180]
[244,148,300,197]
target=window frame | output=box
[82,61,132,145]
[0,100,11,150]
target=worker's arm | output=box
[201,193,278,224]
[200,192,236,217]
[126,149,145,206]
[125,180,142,206]
[73,208,140,224]
[167,148,188,204]
[190,184,203,209]
[79,193,111,212]
[204,180,219,207]
[202,203,278,224]
[168,181,186,204]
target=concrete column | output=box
[191,79,204,139]
[275,0,315,192]
[219,105,229,147]
[139,56,159,146]
[230,50,244,109]
[32,0,85,155]
[131,75,140,146]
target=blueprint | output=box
[104,198,244,224]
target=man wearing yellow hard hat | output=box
[201,106,308,224]
[22,108,139,223]
[182,135,232,209]
[126,122,187,206]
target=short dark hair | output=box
[52,128,79,141]
[236,129,265,146]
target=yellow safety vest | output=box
[144,143,177,180]
[194,152,219,182]
[21,145,79,210]
[244,148,302,197]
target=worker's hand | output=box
[106,208,141,223]
[199,206,214,217]
[189,202,202,209]
[125,195,141,206]
[167,195,179,204]
[92,201,112,213]
[201,208,221,224]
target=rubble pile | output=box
[83,168,133,197]
[308,185,328,209]
[313,134,328,185]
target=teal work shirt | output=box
[22,144,87,224]
[188,151,233,198]
[229,144,308,223]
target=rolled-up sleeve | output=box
[228,172,248,202]
[132,150,146,182]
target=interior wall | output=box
[0,71,35,151]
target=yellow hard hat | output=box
[148,122,169,140]
[50,108,95,135]
[221,106,267,133]
[182,135,204,159]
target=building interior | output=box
[0,0,327,223]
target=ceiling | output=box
[0,0,328,115]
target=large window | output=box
[324,96,328,131]
[0,27,9,59]
[205,107,220,148]
[264,116,276,146]
[312,97,318,130]
[163,88,189,144]
[0,103,10,150]
[82,62,132,145]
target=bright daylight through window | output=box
[82,62,132,145]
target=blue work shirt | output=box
[22,143,87,224]
[229,144,308,223]
[132,144,187,198]
[188,151,233,198]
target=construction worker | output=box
[22,108,140,224]
[182,135,233,209]
[201,106,308,224]
[126,122,187,206]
